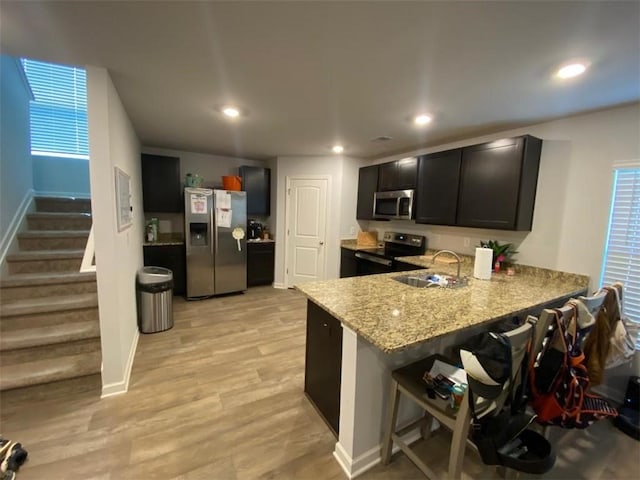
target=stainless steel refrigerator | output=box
[184,188,247,299]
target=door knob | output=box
[319,241,324,246]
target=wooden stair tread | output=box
[0,271,96,288]
[0,293,98,317]
[18,230,90,238]
[6,250,84,261]
[0,320,100,351]
[0,351,101,391]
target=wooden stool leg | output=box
[381,378,401,465]
[447,390,471,480]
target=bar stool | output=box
[381,321,534,479]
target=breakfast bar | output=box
[296,258,589,478]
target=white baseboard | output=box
[273,282,287,289]
[0,188,34,266]
[333,429,422,479]
[34,190,91,199]
[101,329,139,398]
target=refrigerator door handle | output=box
[214,209,219,255]
[210,206,215,256]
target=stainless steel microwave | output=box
[373,190,414,220]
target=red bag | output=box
[529,307,617,429]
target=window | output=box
[601,166,640,345]
[21,58,89,159]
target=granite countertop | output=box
[296,258,589,353]
[143,233,185,246]
[247,239,276,243]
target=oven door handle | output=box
[355,252,393,267]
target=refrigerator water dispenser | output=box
[189,222,208,247]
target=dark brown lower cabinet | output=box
[247,242,275,286]
[143,244,186,296]
[304,300,343,437]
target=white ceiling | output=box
[1,1,639,160]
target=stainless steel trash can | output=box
[137,266,174,333]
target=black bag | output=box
[464,330,556,474]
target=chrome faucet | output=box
[432,250,462,280]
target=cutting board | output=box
[421,254,459,264]
[356,231,378,247]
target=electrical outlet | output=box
[463,237,470,248]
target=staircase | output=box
[0,197,101,392]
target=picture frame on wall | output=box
[115,166,132,232]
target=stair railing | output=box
[80,224,96,272]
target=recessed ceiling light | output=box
[222,106,240,118]
[556,62,588,79]
[332,145,344,154]
[414,114,432,126]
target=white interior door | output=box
[286,177,328,287]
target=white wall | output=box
[87,66,143,396]
[364,103,640,291]
[32,154,91,197]
[0,55,33,262]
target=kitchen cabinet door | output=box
[377,158,418,191]
[143,245,186,296]
[377,162,398,191]
[304,300,343,437]
[141,154,182,212]
[240,166,270,216]
[247,241,275,286]
[340,248,358,278]
[356,165,379,220]
[396,157,418,190]
[415,149,462,225]
[457,135,541,231]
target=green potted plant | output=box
[479,240,517,272]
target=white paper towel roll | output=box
[474,247,493,280]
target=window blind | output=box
[21,59,89,158]
[601,167,640,346]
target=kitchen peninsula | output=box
[296,255,589,478]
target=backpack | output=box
[529,305,617,429]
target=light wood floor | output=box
[1,286,638,479]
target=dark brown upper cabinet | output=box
[377,157,418,191]
[240,166,270,216]
[356,165,379,220]
[141,154,182,212]
[456,135,542,231]
[415,149,462,225]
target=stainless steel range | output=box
[354,232,426,275]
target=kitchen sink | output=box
[392,273,469,289]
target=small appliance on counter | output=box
[248,220,263,240]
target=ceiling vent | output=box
[370,135,393,143]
